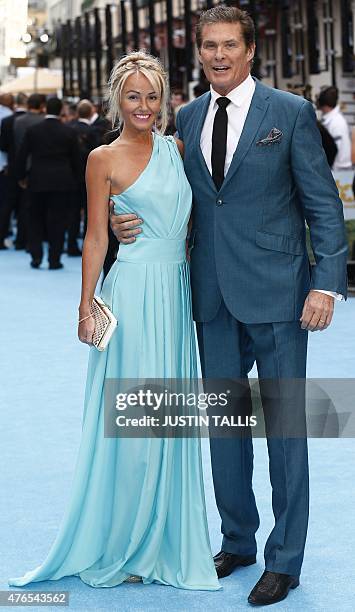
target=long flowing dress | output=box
[8,133,221,591]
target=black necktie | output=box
[211,97,231,191]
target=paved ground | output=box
[1,249,354,611]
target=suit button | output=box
[216,199,223,206]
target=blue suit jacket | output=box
[176,79,348,324]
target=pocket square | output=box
[256,128,283,146]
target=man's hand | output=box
[300,290,334,331]
[109,200,143,244]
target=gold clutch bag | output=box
[90,296,118,351]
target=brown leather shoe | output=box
[248,570,299,605]
[213,551,256,578]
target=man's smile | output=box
[213,66,231,73]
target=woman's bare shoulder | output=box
[88,142,121,162]
[87,145,107,164]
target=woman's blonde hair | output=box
[106,51,169,134]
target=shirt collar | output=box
[45,114,60,120]
[78,118,91,125]
[210,74,255,109]
[90,112,98,124]
[322,105,340,123]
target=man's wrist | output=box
[312,289,343,301]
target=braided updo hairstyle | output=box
[107,51,169,134]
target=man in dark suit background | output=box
[65,103,79,127]
[13,93,46,155]
[17,97,80,270]
[13,93,46,250]
[67,99,99,255]
[0,93,14,249]
[89,101,110,145]
[0,92,28,249]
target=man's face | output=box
[198,22,255,96]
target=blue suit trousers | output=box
[197,300,309,576]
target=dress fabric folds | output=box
[8,134,220,591]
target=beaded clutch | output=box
[90,295,117,351]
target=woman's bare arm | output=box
[79,148,111,319]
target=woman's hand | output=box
[78,315,95,346]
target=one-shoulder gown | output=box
[8,133,220,591]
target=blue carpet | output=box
[1,249,354,611]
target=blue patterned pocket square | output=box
[256,127,283,146]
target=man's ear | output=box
[248,44,256,63]
[197,48,203,65]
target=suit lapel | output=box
[193,92,217,192]
[220,79,271,193]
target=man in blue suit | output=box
[110,6,348,605]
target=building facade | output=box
[0,0,28,84]
[27,1,355,124]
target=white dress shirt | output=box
[90,112,99,125]
[321,106,352,170]
[200,73,255,177]
[200,74,342,301]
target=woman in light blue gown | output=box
[9,52,220,591]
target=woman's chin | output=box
[130,119,155,132]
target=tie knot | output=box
[216,97,231,110]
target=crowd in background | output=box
[0,91,112,269]
[0,83,353,272]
